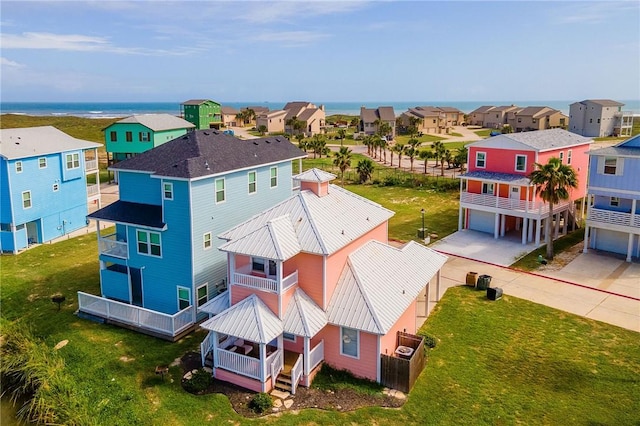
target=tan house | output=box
[437,107,465,127]
[284,102,326,137]
[398,106,463,134]
[468,106,495,126]
[256,110,288,134]
[507,106,568,132]
[569,99,633,137]
[483,105,521,129]
[221,106,239,127]
[360,106,397,138]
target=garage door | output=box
[594,229,629,256]
[468,210,495,234]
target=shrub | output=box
[417,330,437,349]
[182,369,213,394]
[249,392,273,413]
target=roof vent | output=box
[203,131,209,135]
[253,141,259,145]
[205,161,210,170]
[341,230,345,235]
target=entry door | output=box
[130,268,143,306]
[510,186,521,200]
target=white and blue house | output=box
[78,129,306,340]
[0,126,101,254]
[583,134,640,262]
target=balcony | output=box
[232,267,298,294]
[87,184,100,199]
[461,192,571,217]
[98,233,128,259]
[587,207,639,230]
[85,159,98,171]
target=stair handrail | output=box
[290,353,304,395]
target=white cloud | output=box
[240,1,368,24]
[552,2,639,25]
[0,57,24,68]
[251,30,330,46]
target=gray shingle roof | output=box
[111,114,195,131]
[494,129,591,151]
[575,99,624,107]
[182,99,218,106]
[221,106,239,115]
[0,126,101,160]
[111,129,306,179]
[469,105,496,114]
[361,106,396,122]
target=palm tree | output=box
[408,116,422,138]
[257,125,267,136]
[379,138,389,163]
[286,116,305,136]
[333,146,353,185]
[356,158,375,183]
[406,137,421,172]
[309,135,328,159]
[431,141,445,167]
[337,128,347,147]
[419,149,433,174]
[529,157,578,260]
[453,147,468,170]
[394,143,406,169]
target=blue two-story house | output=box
[583,134,640,262]
[78,129,306,340]
[1,126,101,254]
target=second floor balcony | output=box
[231,265,298,294]
[587,206,640,230]
[98,233,128,259]
[460,191,571,217]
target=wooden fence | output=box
[380,331,426,393]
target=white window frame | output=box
[65,153,80,170]
[270,166,278,188]
[610,197,620,207]
[515,155,527,172]
[248,171,257,194]
[559,152,564,163]
[567,150,572,165]
[22,190,32,209]
[52,183,59,192]
[15,161,23,173]
[283,332,297,342]
[139,132,151,142]
[215,178,225,203]
[475,152,486,168]
[163,182,173,200]
[196,284,208,308]
[38,157,47,169]
[603,157,617,175]
[136,230,162,257]
[177,286,191,310]
[203,232,212,250]
[340,327,359,359]
[482,182,494,195]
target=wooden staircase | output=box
[274,371,293,392]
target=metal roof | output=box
[462,171,532,186]
[218,174,395,256]
[218,215,302,261]
[294,168,336,183]
[111,114,195,131]
[327,241,448,335]
[0,126,101,160]
[283,289,327,338]
[111,130,306,179]
[468,129,592,152]
[199,294,282,344]
[198,291,230,315]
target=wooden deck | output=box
[282,350,300,374]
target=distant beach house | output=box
[0,126,101,253]
[198,169,447,394]
[221,106,239,127]
[360,106,396,138]
[284,102,326,137]
[459,129,591,245]
[181,99,223,130]
[398,106,463,135]
[583,134,640,261]
[104,114,195,170]
[506,106,568,132]
[468,105,520,129]
[78,130,306,340]
[256,110,288,134]
[569,99,633,138]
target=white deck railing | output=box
[85,159,98,171]
[98,233,128,259]
[587,207,634,227]
[87,184,100,198]
[232,270,298,294]
[200,331,217,367]
[461,192,572,216]
[268,349,283,387]
[290,354,303,395]
[77,292,193,337]
[309,340,324,372]
[217,348,261,380]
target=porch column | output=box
[563,210,569,235]
[229,255,236,286]
[426,281,431,317]
[494,213,500,239]
[554,213,560,239]
[535,219,542,245]
[500,214,506,237]
[521,217,528,245]
[303,337,311,376]
[436,269,441,302]
[583,225,590,254]
[528,218,534,242]
[458,205,463,231]
[626,233,634,262]
[495,183,500,208]
[259,343,267,381]
[212,331,219,369]
[581,195,587,220]
[591,228,597,249]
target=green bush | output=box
[249,392,273,413]
[182,369,213,394]
[417,330,437,349]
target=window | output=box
[341,327,359,358]
[126,131,133,142]
[518,118,522,123]
[532,118,537,124]
[65,153,80,169]
[252,258,276,275]
[22,191,32,209]
[270,167,278,188]
[163,183,173,200]
[515,155,527,172]
[248,171,257,194]
[559,152,564,163]
[604,157,617,175]
[482,183,494,195]
[139,132,151,142]
[177,287,190,310]
[110,131,117,142]
[283,332,296,342]
[137,230,161,257]
[52,183,59,192]
[475,152,486,168]
[15,161,23,173]
[567,150,572,165]
[39,157,47,169]
[597,118,601,124]
[203,232,212,250]
[589,118,593,124]
[197,284,208,307]
[215,178,225,203]
[610,197,620,207]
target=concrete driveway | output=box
[431,229,540,266]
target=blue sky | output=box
[1,1,639,102]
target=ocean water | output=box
[1,100,639,118]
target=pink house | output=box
[198,169,447,393]
[460,129,592,245]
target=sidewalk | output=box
[432,253,640,333]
